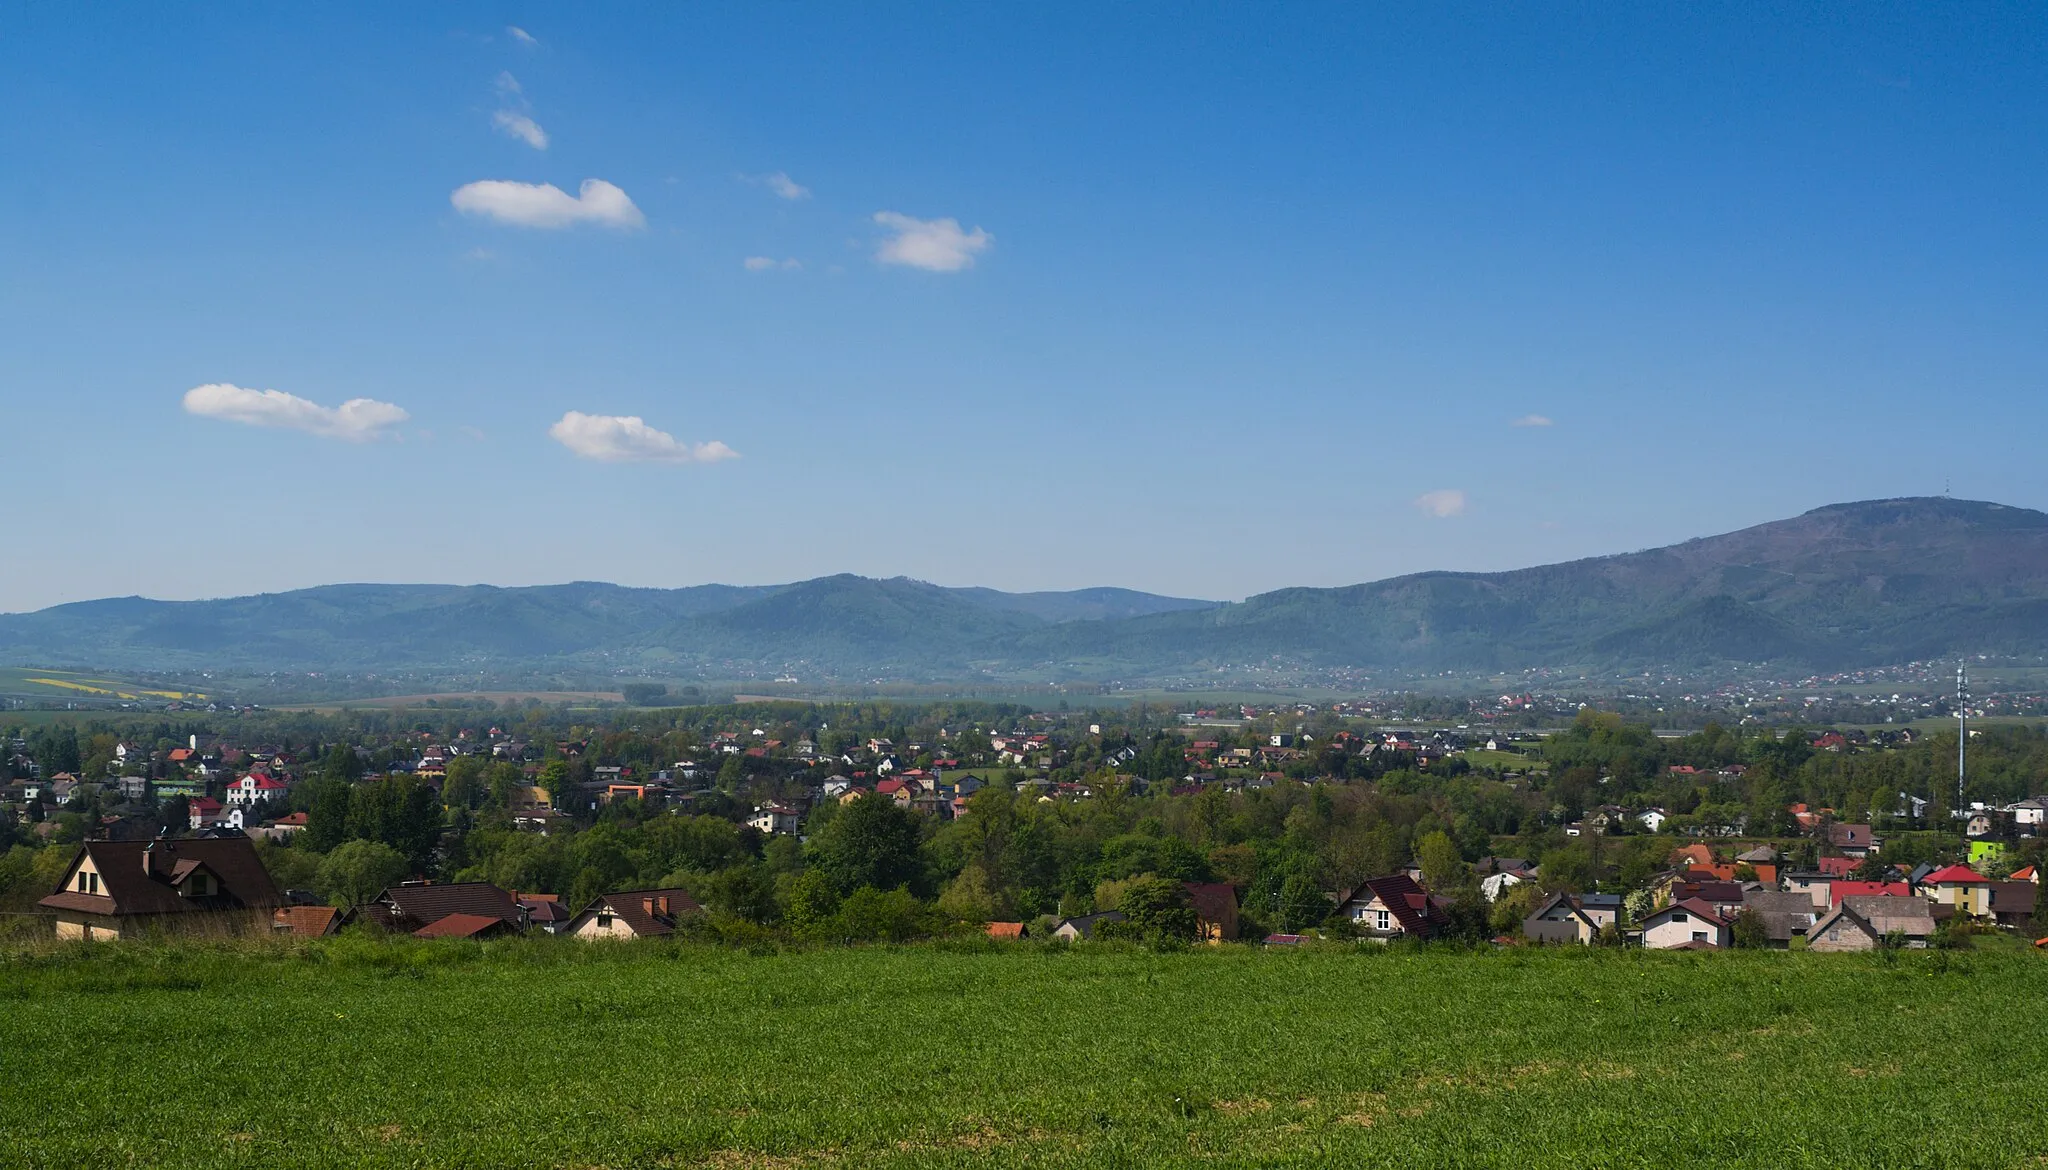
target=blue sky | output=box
[3,5,2044,612]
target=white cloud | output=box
[451,179,644,229]
[1413,489,1468,518]
[1511,414,1554,428]
[764,172,810,200]
[494,71,522,96]
[492,110,549,150]
[744,256,801,271]
[507,26,538,46]
[182,383,409,442]
[872,211,992,272]
[548,412,739,464]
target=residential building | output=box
[40,837,282,941]
[1051,911,1125,940]
[1183,881,1239,943]
[1807,895,1935,951]
[1334,874,1449,942]
[1640,898,1731,949]
[1740,889,1818,948]
[1522,892,1614,945]
[566,888,704,940]
[1923,865,1994,917]
[351,882,525,934]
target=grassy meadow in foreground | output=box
[3,940,2045,1169]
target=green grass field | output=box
[4,940,2045,1168]
[0,666,208,703]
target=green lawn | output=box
[3,940,2044,1168]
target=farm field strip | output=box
[2,943,2044,1168]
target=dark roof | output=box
[1578,893,1622,910]
[1741,889,1819,941]
[1990,882,2038,916]
[365,882,520,931]
[1340,874,1450,938]
[1182,882,1239,926]
[1054,910,1126,937]
[39,837,281,918]
[571,888,703,937]
[1668,879,1745,906]
[1838,894,1936,932]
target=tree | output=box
[621,683,669,706]
[1115,875,1198,941]
[1489,881,1544,936]
[1275,873,1334,932]
[1416,830,1470,892]
[301,778,353,853]
[315,840,408,908]
[1729,907,1769,949]
[807,793,925,895]
[936,863,997,923]
[1540,842,1595,893]
[836,886,923,942]
[783,869,842,940]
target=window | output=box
[88,872,99,894]
[1691,931,1707,942]
[597,912,613,928]
[1374,910,1390,931]
[1671,911,1688,922]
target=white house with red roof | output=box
[225,772,291,806]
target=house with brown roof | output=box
[1988,882,2037,930]
[40,837,282,941]
[566,888,704,941]
[1740,889,1819,947]
[415,913,517,939]
[985,921,1027,940]
[1182,882,1239,943]
[1335,874,1449,942]
[272,904,342,937]
[1522,892,1616,944]
[350,881,526,934]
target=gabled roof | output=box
[1338,874,1449,937]
[1815,857,1859,877]
[1182,882,1238,926]
[1052,910,1125,938]
[985,921,1026,940]
[1830,881,1908,902]
[415,912,512,939]
[571,887,704,937]
[273,905,342,937]
[1647,898,1730,928]
[38,837,281,918]
[365,882,520,931]
[1809,902,1880,944]
[1924,864,1988,885]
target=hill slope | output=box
[0,497,2041,679]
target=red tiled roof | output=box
[273,905,341,937]
[1829,881,1909,903]
[414,913,509,939]
[986,921,1026,940]
[1925,864,1988,885]
[1816,857,1859,876]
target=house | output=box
[187,796,224,830]
[1987,882,2037,930]
[1640,898,1731,949]
[2011,865,2039,885]
[1964,812,1995,838]
[746,804,802,835]
[225,772,291,807]
[1829,880,1909,903]
[1334,874,1449,942]
[1480,869,1532,903]
[1636,808,1669,832]
[1807,895,1936,951]
[1740,889,1818,947]
[1923,865,1994,917]
[1826,823,1881,858]
[352,882,525,934]
[2011,798,2048,829]
[1657,878,1747,918]
[1183,882,1239,943]
[1670,844,1716,870]
[1736,844,1780,866]
[272,905,342,937]
[1051,911,1125,940]
[1522,892,1616,944]
[566,888,704,940]
[517,893,574,934]
[985,921,1027,940]
[39,837,283,941]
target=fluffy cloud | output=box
[764,171,810,200]
[507,26,538,46]
[494,71,522,96]
[1511,414,1554,428]
[492,110,549,150]
[451,179,643,229]
[548,412,738,464]
[872,211,992,272]
[183,383,409,442]
[744,256,801,271]
[1413,489,1468,518]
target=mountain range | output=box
[4,497,2045,681]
